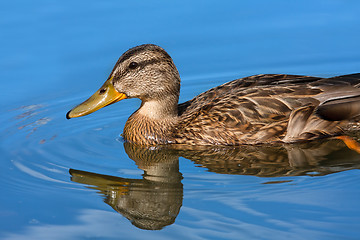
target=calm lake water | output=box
[1,1,360,239]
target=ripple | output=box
[12,160,68,184]
[0,94,140,197]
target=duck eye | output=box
[128,62,138,69]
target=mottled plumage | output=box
[67,44,360,146]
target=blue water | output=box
[1,1,360,239]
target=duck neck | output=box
[137,95,179,119]
[123,95,179,145]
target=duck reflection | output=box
[70,139,360,230]
[70,143,183,230]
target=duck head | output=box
[66,44,180,119]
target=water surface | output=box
[1,1,360,239]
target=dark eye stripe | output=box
[113,58,168,79]
[128,59,164,72]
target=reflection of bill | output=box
[70,139,360,230]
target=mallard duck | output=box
[67,44,360,146]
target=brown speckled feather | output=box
[173,73,360,145]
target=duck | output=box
[67,44,360,146]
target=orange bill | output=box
[67,77,127,119]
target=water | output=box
[1,1,360,239]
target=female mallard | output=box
[67,44,360,146]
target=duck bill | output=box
[66,77,127,119]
